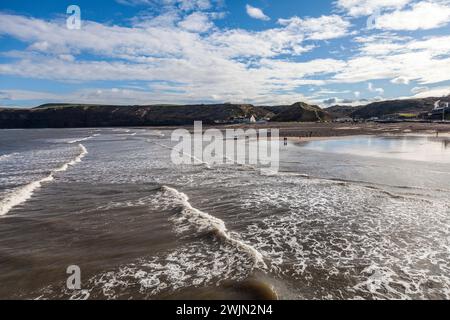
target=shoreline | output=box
[208,122,450,142]
[283,132,450,142]
[1,122,450,139]
[230,122,450,138]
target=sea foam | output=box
[149,140,211,169]
[68,134,98,144]
[162,186,267,268]
[0,144,88,216]
[0,153,18,161]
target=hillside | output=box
[325,105,363,119]
[3,96,448,129]
[269,102,332,122]
[351,97,450,119]
[324,96,450,120]
[0,101,331,128]
[0,103,274,128]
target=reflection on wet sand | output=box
[299,135,450,164]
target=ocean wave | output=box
[238,177,450,299]
[149,140,211,169]
[162,186,267,269]
[0,144,88,216]
[34,241,267,299]
[68,134,98,144]
[224,155,258,171]
[0,152,18,161]
[260,170,450,197]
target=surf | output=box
[68,133,99,144]
[0,144,88,216]
[161,186,267,269]
[0,153,18,161]
[148,140,212,169]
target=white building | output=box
[434,100,449,111]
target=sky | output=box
[0,0,450,108]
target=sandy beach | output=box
[224,122,450,139]
[147,121,450,142]
[1,127,450,300]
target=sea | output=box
[0,128,449,300]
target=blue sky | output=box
[0,0,450,108]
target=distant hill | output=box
[2,96,447,128]
[325,105,363,119]
[352,98,436,119]
[0,101,333,128]
[0,103,274,128]
[325,96,450,120]
[269,102,332,122]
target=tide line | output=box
[0,144,88,216]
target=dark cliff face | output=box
[0,104,272,128]
[1,96,449,128]
[326,105,363,119]
[270,102,332,122]
[0,102,332,128]
[350,97,450,119]
[351,99,435,119]
[323,96,450,119]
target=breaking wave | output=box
[162,186,267,269]
[0,153,18,161]
[68,134,99,144]
[149,140,211,169]
[0,144,88,216]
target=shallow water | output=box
[0,129,449,300]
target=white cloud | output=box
[368,82,385,94]
[178,12,213,32]
[116,0,213,11]
[28,41,50,51]
[278,15,352,40]
[2,5,450,107]
[208,28,314,58]
[335,0,411,17]
[58,54,76,62]
[375,1,450,30]
[335,34,450,85]
[0,86,309,106]
[2,12,449,105]
[245,4,270,21]
[411,86,429,93]
[391,76,411,84]
[411,86,450,98]
[0,12,346,62]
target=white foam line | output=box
[224,155,283,177]
[224,155,257,171]
[0,152,18,161]
[0,144,88,216]
[54,144,88,172]
[68,135,94,144]
[162,186,267,269]
[190,154,211,169]
[261,171,310,178]
[149,140,211,169]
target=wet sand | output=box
[143,122,450,140]
[227,122,450,138]
[1,128,450,300]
